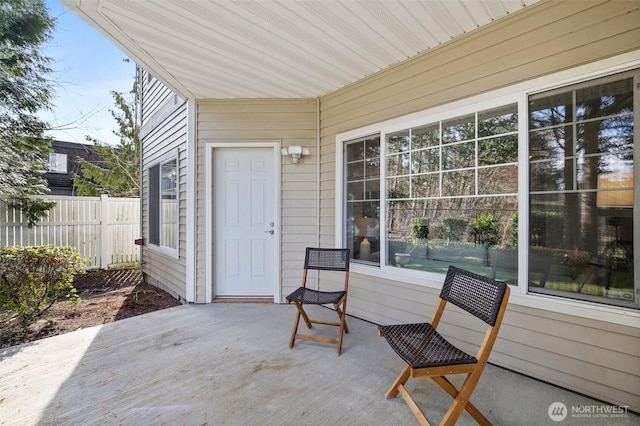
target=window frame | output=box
[335,52,640,327]
[527,71,637,309]
[147,151,179,258]
[343,134,382,265]
[338,95,524,268]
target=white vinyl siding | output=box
[141,77,188,301]
[319,0,640,412]
[141,70,176,123]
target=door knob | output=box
[264,229,274,235]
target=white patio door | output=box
[213,147,277,297]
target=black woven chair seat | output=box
[287,287,346,305]
[379,322,477,369]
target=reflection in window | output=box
[149,157,178,250]
[386,104,519,283]
[345,135,380,264]
[528,75,634,307]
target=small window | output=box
[148,157,178,251]
[344,135,381,265]
[48,153,68,174]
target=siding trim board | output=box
[185,99,197,302]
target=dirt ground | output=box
[0,268,182,349]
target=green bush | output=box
[470,213,500,246]
[411,217,429,240]
[441,217,468,241]
[0,246,88,324]
[510,212,519,247]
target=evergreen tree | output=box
[0,0,56,225]
[74,70,140,198]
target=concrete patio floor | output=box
[1,303,637,425]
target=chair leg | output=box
[432,376,489,425]
[334,302,349,334]
[289,299,349,355]
[335,301,348,355]
[439,370,489,426]
[289,302,312,349]
[289,308,301,349]
[385,364,411,398]
[294,301,313,329]
[336,326,344,355]
[398,384,431,426]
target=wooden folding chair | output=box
[286,247,350,355]
[378,265,510,425]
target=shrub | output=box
[0,246,88,325]
[411,217,429,240]
[510,212,519,247]
[441,217,468,242]
[470,213,500,246]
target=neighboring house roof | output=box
[60,0,540,99]
[45,140,101,196]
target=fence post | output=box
[100,194,111,269]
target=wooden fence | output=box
[0,195,140,269]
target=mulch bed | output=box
[1,268,181,349]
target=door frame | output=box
[205,141,282,303]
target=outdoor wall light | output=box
[281,145,309,164]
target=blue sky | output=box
[41,0,135,145]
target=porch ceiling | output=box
[62,0,540,99]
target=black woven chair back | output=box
[304,247,350,272]
[440,265,508,326]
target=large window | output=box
[529,73,635,307]
[149,157,178,251]
[385,105,519,282]
[340,67,638,310]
